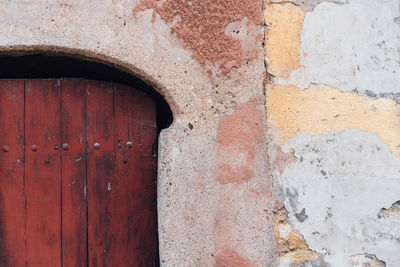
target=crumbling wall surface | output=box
[2,0,399,265]
[265,0,400,266]
[0,0,275,266]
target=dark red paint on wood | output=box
[25,79,62,266]
[0,79,158,266]
[113,85,157,266]
[111,86,141,266]
[0,80,25,266]
[61,79,87,267]
[131,90,158,265]
[86,80,116,267]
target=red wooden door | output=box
[0,79,158,267]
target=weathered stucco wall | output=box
[265,0,400,266]
[1,0,399,266]
[0,0,275,266]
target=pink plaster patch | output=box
[272,145,296,174]
[214,97,264,184]
[133,0,263,74]
[214,200,255,267]
[215,249,254,267]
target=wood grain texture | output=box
[0,79,158,266]
[131,90,158,265]
[0,80,25,267]
[113,84,157,266]
[61,79,87,267]
[25,79,61,266]
[86,80,115,267]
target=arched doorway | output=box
[0,55,172,266]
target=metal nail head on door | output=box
[94,143,100,150]
[62,143,69,150]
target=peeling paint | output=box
[133,0,263,74]
[266,0,348,12]
[278,130,400,266]
[271,146,296,175]
[349,254,386,267]
[378,201,400,219]
[266,85,400,157]
[274,208,317,262]
[107,182,111,192]
[293,0,348,12]
[264,3,304,77]
[266,0,400,266]
[214,97,264,184]
[278,0,400,96]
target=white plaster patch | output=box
[279,129,400,266]
[277,0,400,97]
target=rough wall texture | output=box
[133,0,263,74]
[265,0,400,266]
[0,0,275,266]
[0,0,399,266]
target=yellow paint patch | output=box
[266,85,400,157]
[281,250,318,261]
[264,4,304,77]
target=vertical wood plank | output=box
[131,90,159,265]
[111,85,154,266]
[0,78,158,266]
[113,85,135,265]
[86,80,115,267]
[25,79,61,266]
[61,79,87,267]
[0,80,25,267]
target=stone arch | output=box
[0,39,214,265]
[0,46,176,119]
[0,1,271,265]
[0,49,176,265]
[0,51,173,130]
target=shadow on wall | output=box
[0,54,173,131]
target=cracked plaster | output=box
[276,0,400,97]
[0,0,273,266]
[265,0,400,266]
[266,84,400,157]
[278,130,400,266]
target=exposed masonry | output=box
[274,208,337,267]
[274,208,317,261]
